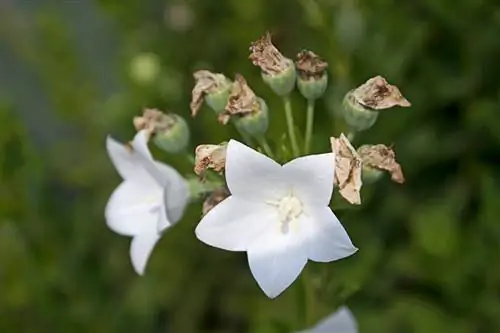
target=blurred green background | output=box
[1,0,500,332]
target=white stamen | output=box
[266,190,303,229]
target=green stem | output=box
[283,95,300,157]
[304,99,316,154]
[303,269,317,327]
[233,121,254,146]
[257,137,274,158]
[347,131,356,142]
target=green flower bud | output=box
[295,50,329,100]
[234,98,269,138]
[249,32,296,96]
[342,91,379,132]
[191,70,232,117]
[343,76,411,132]
[133,109,189,154]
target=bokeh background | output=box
[1,0,500,332]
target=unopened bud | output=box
[134,108,189,154]
[249,32,296,96]
[343,76,411,131]
[219,75,269,138]
[358,144,405,184]
[295,50,328,100]
[331,134,362,205]
[194,143,227,178]
[191,70,232,117]
[202,187,231,216]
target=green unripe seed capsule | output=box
[234,98,269,138]
[297,72,328,100]
[153,115,190,154]
[205,82,232,114]
[261,60,296,96]
[342,91,379,132]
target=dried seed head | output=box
[133,108,189,153]
[295,50,328,80]
[249,31,290,75]
[191,70,232,117]
[219,74,259,125]
[331,134,363,205]
[194,143,227,178]
[296,50,329,100]
[358,144,405,184]
[202,187,231,216]
[351,76,411,110]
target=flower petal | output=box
[247,224,308,298]
[195,196,274,251]
[129,131,170,187]
[225,139,285,202]
[106,136,152,182]
[156,162,189,227]
[130,230,161,275]
[304,206,357,262]
[105,180,162,236]
[309,307,358,333]
[282,153,335,207]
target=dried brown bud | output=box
[249,31,291,75]
[218,74,260,125]
[351,76,411,110]
[358,144,405,183]
[190,70,231,117]
[295,50,328,80]
[194,143,227,178]
[331,134,363,205]
[202,187,231,216]
[133,108,175,135]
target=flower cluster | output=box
[104,31,410,329]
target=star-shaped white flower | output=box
[195,140,357,298]
[294,307,358,333]
[105,130,189,275]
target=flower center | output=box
[266,190,303,229]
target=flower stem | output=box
[303,269,317,327]
[283,95,300,157]
[304,99,315,154]
[257,136,274,158]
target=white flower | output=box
[294,307,358,333]
[105,130,189,275]
[195,140,357,298]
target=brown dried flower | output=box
[133,108,175,135]
[202,187,231,216]
[190,70,230,117]
[249,31,291,75]
[358,144,405,184]
[194,143,227,178]
[218,74,259,125]
[351,76,411,110]
[295,50,328,79]
[331,134,363,205]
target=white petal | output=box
[309,307,358,333]
[225,140,286,202]
[156,162,189,226]
[129,131,169,186]
[195,196,274,251]
[247,223,308,298]
[130,230,161,275]
[282,153,335,207]
[105,180,162,236]
[304,206,357,262]
[106,136,149,181]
